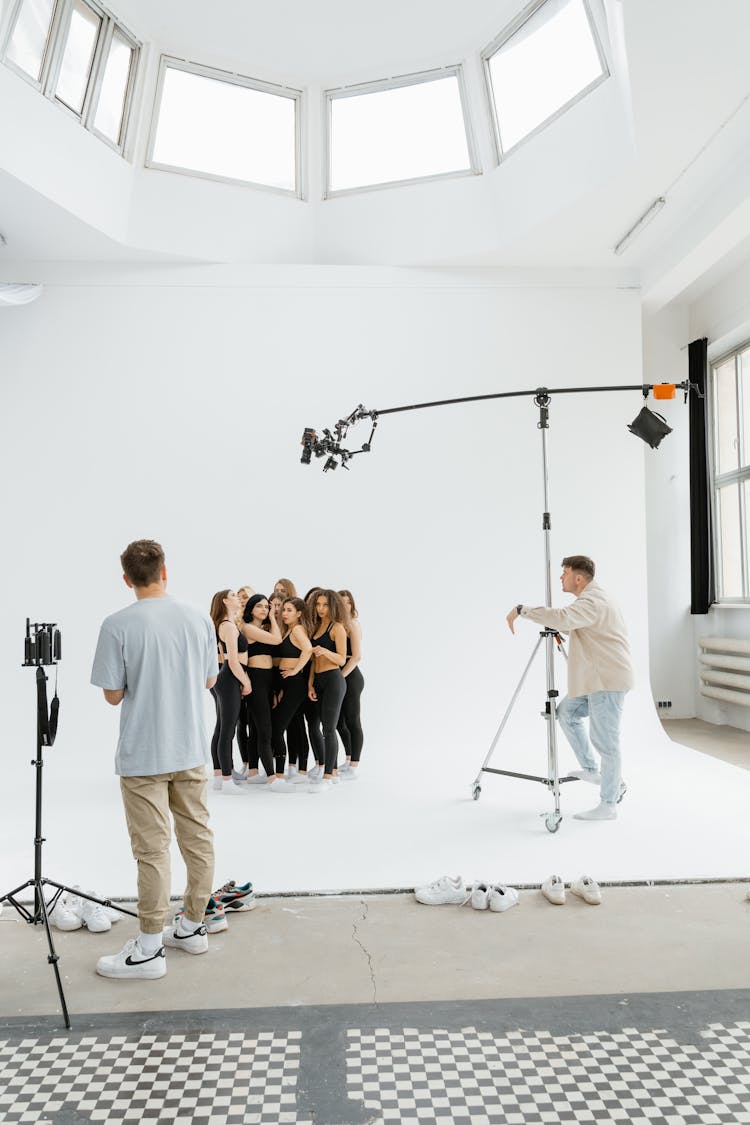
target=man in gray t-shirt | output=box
[91,539,218,980]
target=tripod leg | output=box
[37,885,71,1030]
[474,635,546,786]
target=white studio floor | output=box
[1,705,749,903]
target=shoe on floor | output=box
[414,875,469,906]
[213,880,256,912]
[471,882,490,910]
[574,802,617,821]
[176,896,227,933]
[46,891,82,932]
[306,778,334,794]
[247,773,269,785]
[220,779,250,795]
[340,766,359,780]
[568,769,601,784]
[489,885,519,913]
[212,776,223,791]
[76,892,112,933]
[541,874,566,906]
[232,766,248,783]
[290,772,309,784]
[571,875,602,905]
[308,764,323,780]
[96,938,166,980]
[268,779,296,794]
[337,761,350,773]
[162,921,209,955]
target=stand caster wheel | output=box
[472,783,481,801]
[545,813,561,833]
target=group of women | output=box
[208,578,365,795]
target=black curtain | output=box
[689,337,714,613]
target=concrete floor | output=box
[1,718,748,1027]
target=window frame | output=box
[0,0,140,155]
[481,0,609,164]
[323,64,481,200]
[145,55,304,200]
[709,340,750,603]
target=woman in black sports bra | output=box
[241,594,293,793]
[337,589,365,777]
[308,589,348,791]
[209,590,252,796]
[271,597,313,782]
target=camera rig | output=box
[300,405,379,471]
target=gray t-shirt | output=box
[91,596,219,777]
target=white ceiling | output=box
[1,0,750,303]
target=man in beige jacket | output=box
[506,555,634,821]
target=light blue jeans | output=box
[556,691,625,806]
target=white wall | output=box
[643,251,750,732]
[0,266,648,785]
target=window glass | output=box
[6,0,55,81]
[55,0,101,113]
[715,358,738,475]
[487,0,605,153]
[151,64,297,192]
[718,484,743,597]
[329,73,471,193]
[740,347,750,469]
[93,27,133,143]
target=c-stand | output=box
[0,620,135,1030]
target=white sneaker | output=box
[571,875,602,905]
[471,882,490,910]
[76,892,112,933]
[232,766,248,783]
[290,772,309,784]
[286,765,298,780]
[541,874,566,906]
[46,890,82,932]
[96,938,166,979]
[306,778,334,794]
[212,776,223,791]
[568,769,601,784]
[337,761,350,773]
[308,764,323,780]
[268,779,296,794]
[340,766,359,781]
[414,875,469,906]
[247,773,269,785]
[103,904,123,923]
[220,779,250,795]
[162,921,209,955]
[488,885,519,913]
[574,803,616,821]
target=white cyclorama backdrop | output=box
[1,271,747,898]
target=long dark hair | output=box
[310,589,347,632]
[210,590,232,639]
[338,589,358,618]
[282,597,309,638]
[244,593,272,633]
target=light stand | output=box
[0,621,136,1030]
[300,380,698,829]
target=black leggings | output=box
[337,667,365,762]
[271,671,308,775]
[303,695,325,766]
[314,670,346,775]
[247,667,275,778]
[236,693,252,765]
[210,664,242,776]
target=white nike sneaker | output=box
[488,885,519,913]
[571,875,602,905]
[541,874,566,906]
[96,938,166,979]
[162,921,209,955]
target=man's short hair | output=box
[121,540,165,587]
[561,555,595,580]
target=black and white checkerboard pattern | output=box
[347,1021,750,1123]
[0,1030,307,1124]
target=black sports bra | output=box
[313,623,337,653]
[246,630,277,658]
[279,631,302,659]
[219,627,248,655]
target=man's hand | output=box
[506,607,520,635]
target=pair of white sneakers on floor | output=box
[541,874,602,905]
[414,875,519,913]
[46,887,121,933]
[96,917,209,980]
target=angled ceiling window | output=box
[3,0,55,83]
[148,58,301,196]
[1,0,140,154]
[326,67,478,196]
[483,0,608,157]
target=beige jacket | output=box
[519,580,634,698]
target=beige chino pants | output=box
[119,766,214,934]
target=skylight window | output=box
[148,59,301,195]
[326,68,477,196]
[1,0,139,153]
[483,0,607,156]
[4,0,55,82]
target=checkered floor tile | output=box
[0,1030,308,1124]
[347,1021,750,1123]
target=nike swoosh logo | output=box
[125,948,165,966]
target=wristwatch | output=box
[516,604,523,616]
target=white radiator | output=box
[699,636,750,708]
